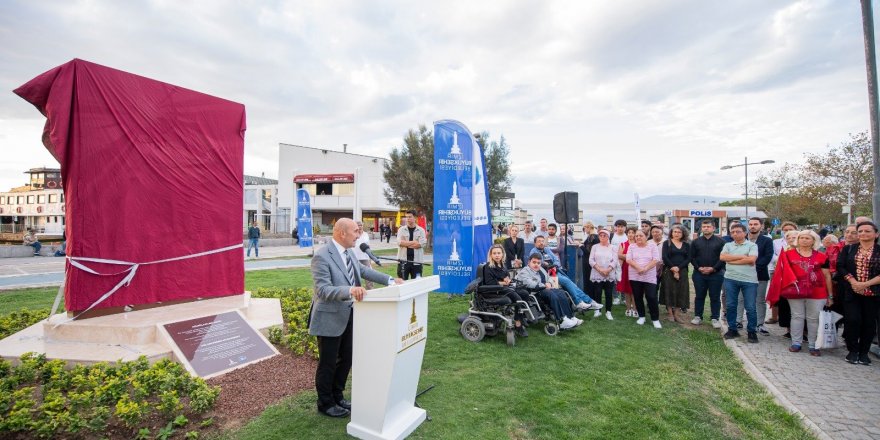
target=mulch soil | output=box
[205,349,317,431]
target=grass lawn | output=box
[0,266,812,439]
[0,286,61,314]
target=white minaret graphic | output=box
[301,210,310,220]
[448,181,461,206]
[449,131,463,156]
[301,193,307,203]
[449,238,461,262]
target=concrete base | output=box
[0,244,63,258]
[0,292,283,367]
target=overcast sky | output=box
[0,0,873,203]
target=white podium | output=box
[346,275,439,440]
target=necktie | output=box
[344,251,358,286]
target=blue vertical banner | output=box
[433,120,493,294]
[296,188,313,248]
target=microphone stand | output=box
[374,256,432,266]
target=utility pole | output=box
[860,0,880,222]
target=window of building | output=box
[333,183,354,196]
[316,183,332,195]
[0,196,4,204]
[60,193,64,203]
[37,195,46,203]
[48,194,58,203]
[297,183,317,196]
[262,189,272,203]
[17,196,24,204]
[27,195,35,204]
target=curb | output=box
[720,326,831,440]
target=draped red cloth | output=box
[766,250,800,307]
[14,59,245,312]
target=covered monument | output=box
[14,59,246,314]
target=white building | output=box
[277,144,399,233]
[0,167,66,237]
[243,174,281,234]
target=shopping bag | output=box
[815,309,841,349]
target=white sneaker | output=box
[652,320,662,329]
[711,319,722,329]
[573,317,584,326]
[691,317,702,325]
[576,302,589,311]
[560,317,576,329]
[593,309,602,318]
[612,298,621,305]
[636,317,646,325]
[588,302,604,310]
[606,311,614,320]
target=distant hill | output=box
[639,195,737,205]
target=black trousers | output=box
[399,262,423,280]
[631,280,659,321]
[843,294,879,355]
[591,280,615,312]
[315,313,353,410]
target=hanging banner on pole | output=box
[296,188,313,248]
[432,120,493,294]
[634,192,641,223]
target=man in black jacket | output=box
[502,224,525,270]
[690,219,726,328]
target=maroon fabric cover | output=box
[14,59,245,312]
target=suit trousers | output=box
[315,312,354,410]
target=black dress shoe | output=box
[319,405,350,418]
[845,351,858,364]
[337,399,352,410]
[858,353,872,366]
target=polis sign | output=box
[689,210,713,217]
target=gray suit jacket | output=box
[308,242,392,337]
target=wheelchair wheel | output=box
[460,317,485,342]
[506,328,515,347]
[544,322,559,336]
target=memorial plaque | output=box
[162,310,278,378]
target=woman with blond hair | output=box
[482,244,529,337]
[768,230,832,355]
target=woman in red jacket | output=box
[767,230,832,356]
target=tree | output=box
[383,126,515,222]
[477,132,514,207]
[383,125,434,220]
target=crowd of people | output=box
[485,215,879,366]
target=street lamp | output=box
[720,157,775,218]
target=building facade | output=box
[277,144,399,234]
[0,168,65,238]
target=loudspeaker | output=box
[553,191,579,224]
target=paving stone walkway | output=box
[723,321,880,440]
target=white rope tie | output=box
[50,243,243,326]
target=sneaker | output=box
[576,302,590,311]
[747,332,758,343]
[711,319,722,329]
[858,354,872,366]
[757,325,769,335]
[587,302,604,311]
[736,322,743,329]
[788,344,801,353]
[845,352,858,364]
[560,317,576,329]
[636,317,645,325]
[691,316,702,325]
[593,309,602,318]
[612,298,621,305]
[723,330,740,339]
[606,311,614,321]
[573,317,584,326]
[515,326,528,338]
[652,320,662,329]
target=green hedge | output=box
[251,287,318,358]
[0,353,218,439]
[0,309,49,340]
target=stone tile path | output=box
[724,321,880,439]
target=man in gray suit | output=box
[309,218,403,417]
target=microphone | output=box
[359,243,383,266]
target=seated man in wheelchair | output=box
[482,244,531,337]
[529,235,603,312]
[516,254,583,329]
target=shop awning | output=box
[294,173,354,183]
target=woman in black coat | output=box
[836,221,880,365]
[503,225,525,270]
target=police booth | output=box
[670,209,728,239]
